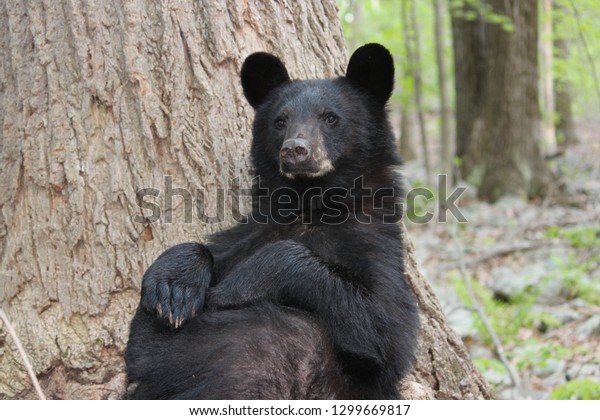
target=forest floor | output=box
[405,121,600,400]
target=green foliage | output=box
[338,0,454,111]
[545,225,600,249]
[550,379,600,400]
[473,357,506,374]
[544,225,600,305]
[449,0,514,32]
[473,357,511,386]
[513,341,578,372]
[450,222,600,396]
[557,260,599,304]
[451,227,600,341]
[450,275,535,345]
[527,311,561,331]
[450,272,594,391]
[338,0,600,122]
[552,0,600,117]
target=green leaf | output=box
[550,379,600,400]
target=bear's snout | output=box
[279,137,333,179]
[280,138,311,165]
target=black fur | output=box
[126,44,419,399]
[345,43,395,105]
[241,52,291,109]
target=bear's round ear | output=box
[241,52,291,109]
[345,44,394,105]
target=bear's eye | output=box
[324,113,338,125]
[275,118,286,129]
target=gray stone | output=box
[432,284,483,339]
[576,314,600,336]
[468,344,494,360]
[537,274,569,305]
[460,202,493,224]
[498,386,549,400]
[491,263,549,301]
[430,283,462,311]
[533,358,567,378]
[454,180,478,200]
[495,195,528,211]
[552,307,584,325]
[447,307,479,339]
[518,206,541,225]
[479,366,512,388]
[526,304,576,330]
[566,363,600,381]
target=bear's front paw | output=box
[140,242,213,328]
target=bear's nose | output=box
[280,138,311,164]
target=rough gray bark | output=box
[0,0,490,400]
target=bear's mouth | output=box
[279,137,333,179]
[280,161,334,180]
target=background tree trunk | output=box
[433,0,453,183]
[478,0,551,202]
[452,0,552,202]
[0,0,489,400]
[399,105,417,162]
[398,2,417,163]
[553,1,579,147]
[554,37,579,147]
[451,2,486,183]
[541,0,557,154]
[402,0,431,184]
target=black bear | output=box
[125,44,419,399]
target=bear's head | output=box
[241,44,399,190]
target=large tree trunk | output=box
[0,0,490,400]
[452,0,552,201]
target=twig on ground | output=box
[441,222,599,270]
[441,241,546,270]
[449,223,521,391]
[524,213,600,232]
[458,304,520,390]
[0,308,46,400]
